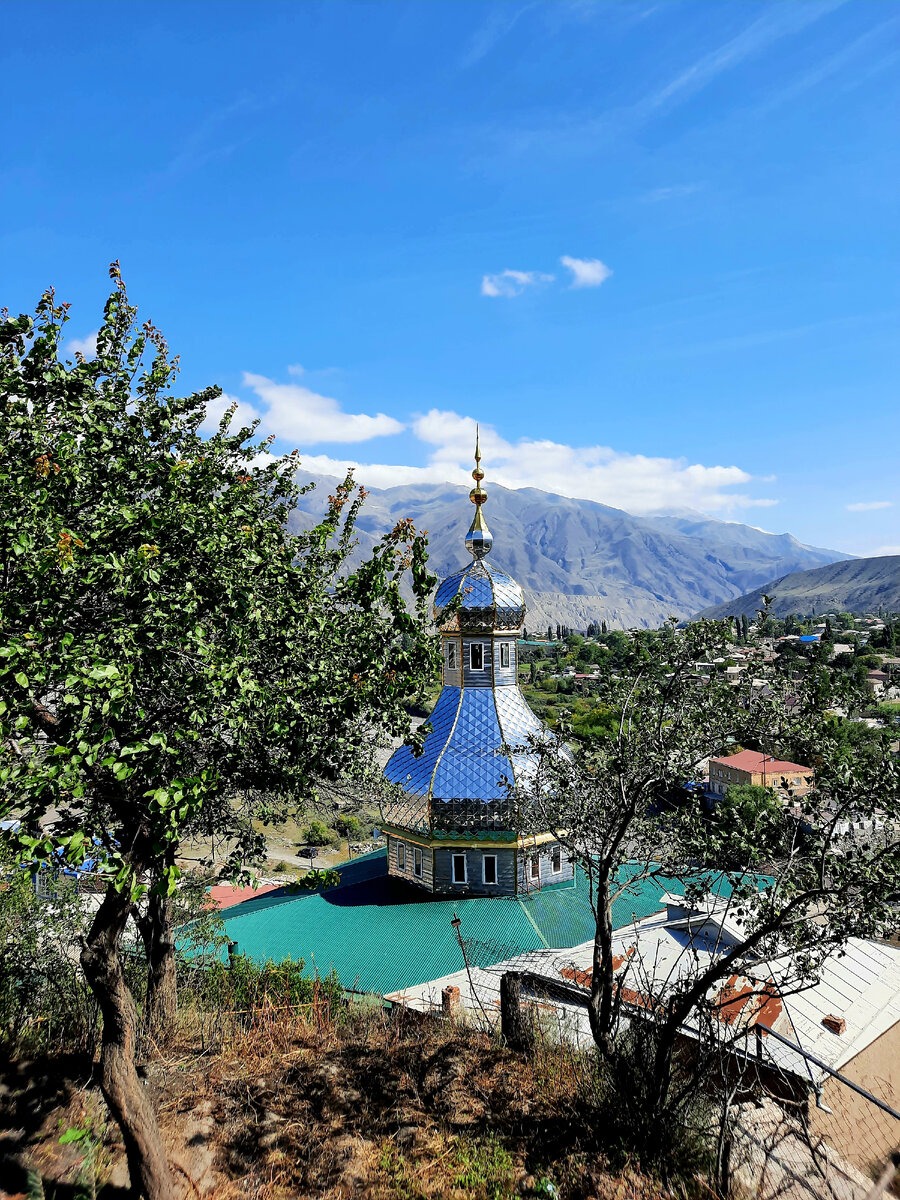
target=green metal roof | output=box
[217,851,757,997]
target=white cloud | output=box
[481,269,554,298]
[846,500,892,512]
[560,256,613,288]
[641,183,704,203]
[872,545,900,556]
[199,391,264,435]
[302,410,778,515]
[237,373,404,444]
[67,330,99,357]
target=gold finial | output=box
[465,424,492,559]
[469,425,487,508]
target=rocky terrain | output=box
[695,554,900,621]
[288,474,847,631]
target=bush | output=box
[303,820,338,847]
[333,813,362,839]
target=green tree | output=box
[0,272,438,1198]
[303,819,339,846]
[520,619,899,1162]
[333,812,362,839]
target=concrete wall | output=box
[433,846,516,895]
[517,841,574,892]
[809,1018,900,1173]
[387,834,434,890]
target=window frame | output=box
[482,853,498,886]
[446,641,457,670]
[452,853,468,884]
[413,847,423,878]
[397,841,406,871]
[500,642,510,669]
[469,642,486,671]
[528,854,540,882]
[550,846,562,875]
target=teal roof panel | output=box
[216,851,764,996]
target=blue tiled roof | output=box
[434,559,525,630]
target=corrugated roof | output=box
[217,850,757,996]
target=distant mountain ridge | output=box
[288,473,850,631]
[694,555,900,621]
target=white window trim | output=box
[413,847,423,878]
[469,642,487,671]
[397,842,406,871]
[482,853,498,885]
[550,847,562,875]
[452,852,468,884]
[528,854,540,881]
[447,641,457,670]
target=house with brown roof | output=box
[708,749,813,798]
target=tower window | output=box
[452,853,467,884]
[413,847,423,878]
[447,642,457,670]
[482,854,498,885]
[551,846,562,875]
[398,842,406,870]
[500,643,510,668]
[469,643,485,671]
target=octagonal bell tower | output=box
[381,431,573,896]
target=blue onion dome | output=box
[434,561,526,632]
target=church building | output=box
[381,436,573,897]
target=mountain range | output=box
[288,473,849,630]
[695,555,900,622]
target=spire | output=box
[465,424,493,560]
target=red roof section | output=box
[208,883,281,910]
[710,750,811,774]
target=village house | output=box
[707,749,814,798]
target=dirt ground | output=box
[0,1008,673,1200]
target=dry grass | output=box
[0,1001,682,1200]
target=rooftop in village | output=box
[709,749,812,775]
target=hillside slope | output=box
[288,473,848,630]
[694,555,900,620]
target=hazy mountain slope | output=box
[287,474,850,630]
[694,556,900,620]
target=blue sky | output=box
[2,0,898,555]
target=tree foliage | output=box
[518,614,900,1156]
[0,268,440,1197]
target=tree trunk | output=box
[81,882,176,1200]
[500,972,535,1052]
[138,890,177,1043]
[587,868,616,1055]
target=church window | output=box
[500,643,510,668]
[551,846,562,875]
[482,854,497,885]
[447,642,457,670]
[398,842,406,870]
[413,847,423,877]
[528,854,540,882]
[452,853,467,884]
[469,643,485,671]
